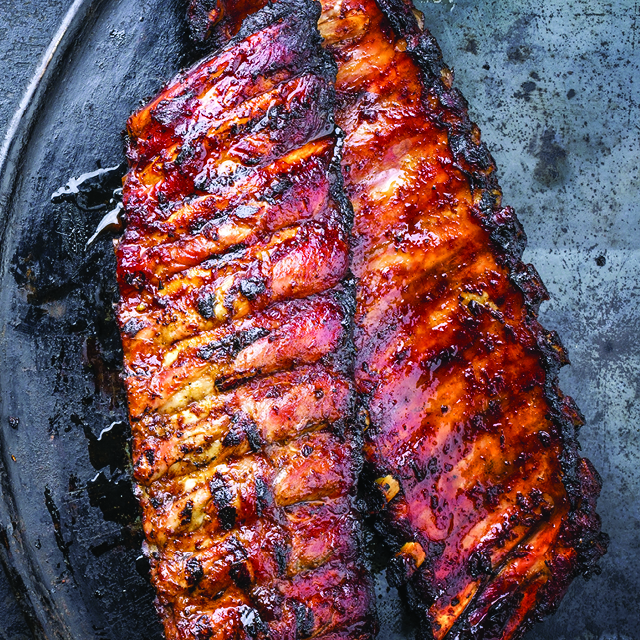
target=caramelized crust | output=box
[324,2,607,637]
[327,2,607,638]
[116,2,376,638]
[193,0,608,638]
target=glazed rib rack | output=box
[115,2,376,638]
[322,1,608,637]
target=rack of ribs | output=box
[187,0,608,638]
[115,1,377,638]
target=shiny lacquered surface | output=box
[317,1,607,638]
[116,2,376,638]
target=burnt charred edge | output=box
[322,285,379,632]
[487,207,527,263]
[149,1,338,150]
[329,128,355,237]
[401,581,435,640]
[186,0,217,45]
[560,458,609,571]
[319,126,359,379]
[187,0,252,50]
[377,2,578,324]
[509,262,549,312]
[184,0,339,127]
[247,0,317,49]
[203,0,337,81]
[217,0,314,55]
[358,460,411,546]
[325,278,358,380]
[316,129,358,379]
[230,0,339,103]
[373,0,607,629]
[321,281,379,634]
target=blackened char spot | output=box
[292,600,315,639]
[255,476,270,515]
[239,278,266,300]
[185,556,204,586]
[197,292,216,319]
[124,270,146,290]
[468,550,493,578]
[218,505,237,530]
[258,176,293,204]
[222,424,244,447]
[210,472,237,530]
[243,420,263,452]
[222,414,263,451]
[210,473,232,504]
[180,500,194,525]
[238,605,268,638]
[197,327,271,360]
[230,561,252,589]
[274,540,288,576]
[410,459,427,482]
[233,326,271,350]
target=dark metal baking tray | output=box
[0,0,637,638]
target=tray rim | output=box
[0,1,108,636]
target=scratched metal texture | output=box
[0,0,637,639]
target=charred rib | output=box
[117,2,377,638]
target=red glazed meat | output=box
[116,2,377,638]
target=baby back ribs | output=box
[116,2,377,638]
[189,0,608,638]
[319,2,608,638]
